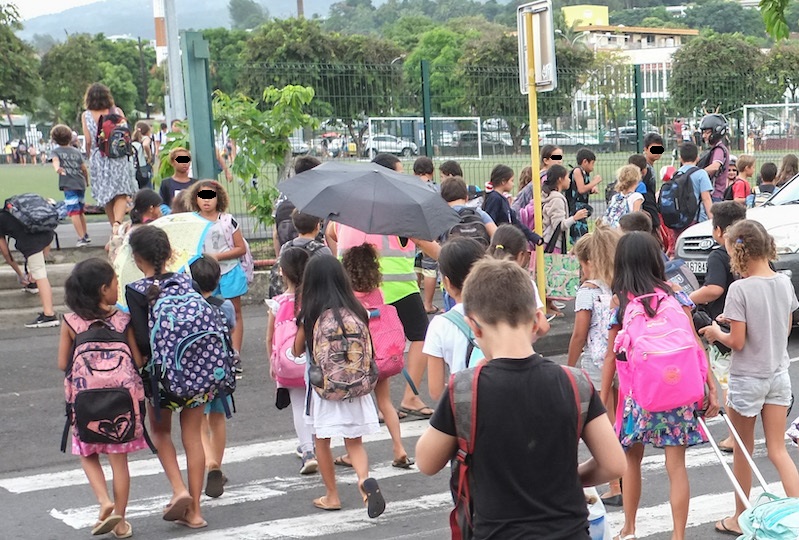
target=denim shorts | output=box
[214,264,248,299]
[64,190,85,216]
[727,371,792,417]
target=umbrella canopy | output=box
[277,161,460,241]
[113,212,212,309]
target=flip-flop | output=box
[379,410,408,423]
[600,493,623,507]
[313,496,341,511]
[362,478,386,518]
[715,517,741,536]
[205,469,226,498]
[392,456,415,469]
[175,518,208,529]
[718,442,734,453]
[92,514,123,536]
[398,406,434,419]
[162,493,192,521]
[333,455,353,467]
[425,306,442,315]
[111,522,133,539]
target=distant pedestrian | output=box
[3,141,11,164]
[512,144,564,215]
[775,153,798,187]
[131,121,154,190]
[566,148,602,242]
[753,161,778,206]
[698,114,730,201]
[50,124,91,247]
[16,139,28,165]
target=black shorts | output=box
[390,292,429,342]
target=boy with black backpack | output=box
[268,210,331,298]
[416,257,626,539]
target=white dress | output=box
[304,389,380,440]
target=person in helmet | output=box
[698,113,730,202]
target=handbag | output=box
[543,223,580,300]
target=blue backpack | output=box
[129,273,236,412]
[658,166,700,230]
[441,309,485,369]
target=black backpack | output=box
[657,167,700,230]
[696,143,729,183]
[723,178,744,201]
[4,193,60,233]
[446,208,490,247]
[268,239,326,298]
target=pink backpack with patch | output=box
[61,312,152,452]
[271,293,306,388]
[613,290,707,413]
[356,289,405,380]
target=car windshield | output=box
[766,173,799,205]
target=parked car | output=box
[539,131,607,152]
[675,173,799,302]
[455,131,514,156]
[362,134,418,158]
[289,136,309,156]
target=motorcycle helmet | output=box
[699,114,728,144]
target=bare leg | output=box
[400,341,430,412]
[36,277,55,316]
[70,214,87,239]
[179,406,206,526]
[315,437,340,506]
[344,437,370,499]
[664,445,689,540]
[619,443,645,538]
[147,404,189,503]
[80,454,114,521]
[107,453,130,533]
[203,412,226,470]
[375,378,407,461]
[229,296,243,354]
[728,407,757,522]
[762,404,799,496]
[423,275,436,312]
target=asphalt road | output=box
[1,307,798,539]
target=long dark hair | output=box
[612,231,672,318]
[543,164,568,195]
[298,255,369,349]
[128,225,172,303]
[65,258,116,320]
[129,189,162,224]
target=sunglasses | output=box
[729,169,738,173]
[197,190,217,199]
[174,156,191,163]
[549,154,563,160]
[649,146,665,154]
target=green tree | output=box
[405,26,471,114]
[148,63,166,115]
[766,40,799,101]
[382,15,438,50]
[324,0,378,33]
[93,35,156,115]
[684,1,766,38]
[229,0,268,30]
[30,33,57,55]
[98,62,137,117]
[761,0,791,39]
[39,34,101,126]
[587,51,633,149]
[0,3,40,122]
[203,27,248,95]
[669,33,782,116]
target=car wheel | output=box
[401,147,413,157]
[366,148,377,159]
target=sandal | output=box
[715,517,741,536]
[111,522,133,539]
[313,496,341,511]
[333,455,353,467]
[92,514,122,536]
[392,455,415,469]
[361,478,386,518]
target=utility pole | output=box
[297,0,304,18]
[137,37,151,119]
[156,0,186,123]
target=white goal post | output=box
[743,103,799,152]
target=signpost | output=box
[517,0,557,306]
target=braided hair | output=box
[128,225,172,303]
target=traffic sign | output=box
[517,0,557,94]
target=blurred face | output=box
[393,162,404,173]
[702,129,712,143]
[196,187,218,213]
[583,160,596,173]
[172,152,191,174]
[728,165,738,180]
[645,144,664,163]
[544,148,563,167]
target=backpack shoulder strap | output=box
[442,309,480,368]
[560,365,592,438]
[449,364,484,456]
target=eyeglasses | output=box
[174,156,191,163]
[197,190,217,199]
[549,154,563,160]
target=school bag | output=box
[603,192,631,228]
[270,293,306,388]
[4,193,60,233]
[518,201,536,233]
[445,207,490,247]
[696,143,729,184]
[95,111,132,159]
[308,308,379,401]
[268,239,327,298]
[657,166,700,230]
[441,309,484,369]
[131,142,152,188]
[60,312,155,453]
[361,290,406,380]
[449,363,593,540]
[613,290,707,413]
[128,273,237,414]
[219,213,254,284]
[753,185,774,207]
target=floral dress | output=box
[611,290,707,448]
[84,110,137,207]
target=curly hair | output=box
[65,258,116,320]
[615,164,642,193]
[572,222,620,286]
[128,226,174,303]
[50,124,73,146]
[342,243,382,293]
[83,83,114,111]
[188,180,230,213]
[725,220,776,276]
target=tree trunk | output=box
[278,146,293,180]
[2,100,13,132]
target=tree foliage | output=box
[766,40,799,101]
[229,0,268,30]
[0,3,40,115]
[761,0,791,40]
[39,34,102,126]
[203,27,248,95]
[93,35,157,114]
[684,1,766,39]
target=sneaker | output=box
[300,452,318,475]
[83,234,92,244]
[23,283,38,294]
[25,312,60,328]
[76,238,90,247]
[295,446,304,459]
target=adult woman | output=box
[81,83,137,233]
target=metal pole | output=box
[164,0,186,122]
[421,59,433,158]
[525,12,546,306]
[181,31,215,180]
[634,64,644,154]
[137,37,151,118]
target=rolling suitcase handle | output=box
[697,413,752,509]
[717,410,770,492]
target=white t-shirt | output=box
[625,192,644,213]
[204,214,239,274]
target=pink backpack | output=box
[357,290,405,380]
[61,312,152,452]
[271,293,306,388]
[613,290,707,413]
[518,201,536,232]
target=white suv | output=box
[362,134,418,159]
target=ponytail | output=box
[128,225,172,303]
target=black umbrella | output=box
[277,161,461,241]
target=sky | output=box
[15,0,101,20]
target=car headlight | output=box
[770,224,799,255]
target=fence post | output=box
[421,59,433,158]
[634,64,644,154]
[180,31,216,180]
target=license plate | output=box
[687,261,707,274]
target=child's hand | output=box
[574,208,590,220]
[57,167,65,175]
[593,174,602,183]
[715,314,731,325]
[703,389,720,418]
[698,322,720,343]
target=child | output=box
[338,243,414,469]
[567,148,602,242]
[754,161,778,206]
[566,224,621,505]
[292,255,385,517]
[284,210,332,256]
[689,201,746,453]
[618,211,653,235]
[107,189,164,263]
[190,255,236,497]
[59,258,146,538]
[482,164,543,247]
[125,226,212,529]
[424,237,487,402]
[51,124,90,247]
[601,232,719,540]
[726,154,754,207]
[416,257,626,538]
[159,147,197,208]
[132,121,154,189]
[699,220,799,537]
[487,224,549,336]
[603,164,643,228]
[188,180,248,355]
[265,247,318,475]
[775,153,798,187]
[512,145,565,217]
